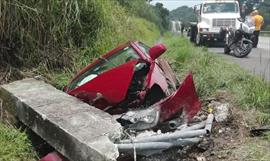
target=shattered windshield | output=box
[138,42,150,57]
[69,46,139,90]
[203,3,238,13]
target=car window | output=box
[69,46,139,90]
[203,3,238,13]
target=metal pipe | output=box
[205,114,214,133]
[117,138,201,152]
[120,114,214,144]
[117,142,172,152]
[120,129,207,143]
[177,121,206,131]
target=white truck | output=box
[190,0,241,45]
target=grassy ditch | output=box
[162,35,270,124]
[0,124,36,161]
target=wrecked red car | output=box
[40,41,204,161]
[64,41,201,130]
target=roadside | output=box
[208,36,270,81]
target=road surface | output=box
[208,36,270,81]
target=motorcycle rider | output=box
[251,10,264,48]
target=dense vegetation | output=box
[117,0,170,32]
[258,0,270,30]
[169,6,197,23]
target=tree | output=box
[154,3,170,31]
[258,0,270,30]
[169,6,197,23]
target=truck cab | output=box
[190,0,241,45]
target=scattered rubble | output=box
[209,101,230,122]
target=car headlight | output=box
[141,109,159,123]
[121,107,159,124]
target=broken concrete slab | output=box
[0,78,122,161]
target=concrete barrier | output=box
[0,78,122,161]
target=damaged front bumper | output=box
[117,73,201,131]
[113,73,213,157]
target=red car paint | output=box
[40,41,201,161]
[39,152,67,161]
[158,72,201,122]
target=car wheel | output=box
[224,45,231,54]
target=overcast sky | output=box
[151,0,202,11]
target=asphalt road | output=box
[208,36,270,81]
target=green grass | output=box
[162,34,270,124]
[232,136,270,161]
[0,124,36,161]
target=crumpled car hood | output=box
[68,60,138,107]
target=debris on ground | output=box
[208,101,230,122]
[250,125,270,136]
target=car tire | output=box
[224,45,230,54]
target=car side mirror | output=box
[149,44,167,60]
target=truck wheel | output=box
[190,26,196,42]
[195,33,202,46]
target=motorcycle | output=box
[224,17,255,58]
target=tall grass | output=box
[0,0,89,68]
